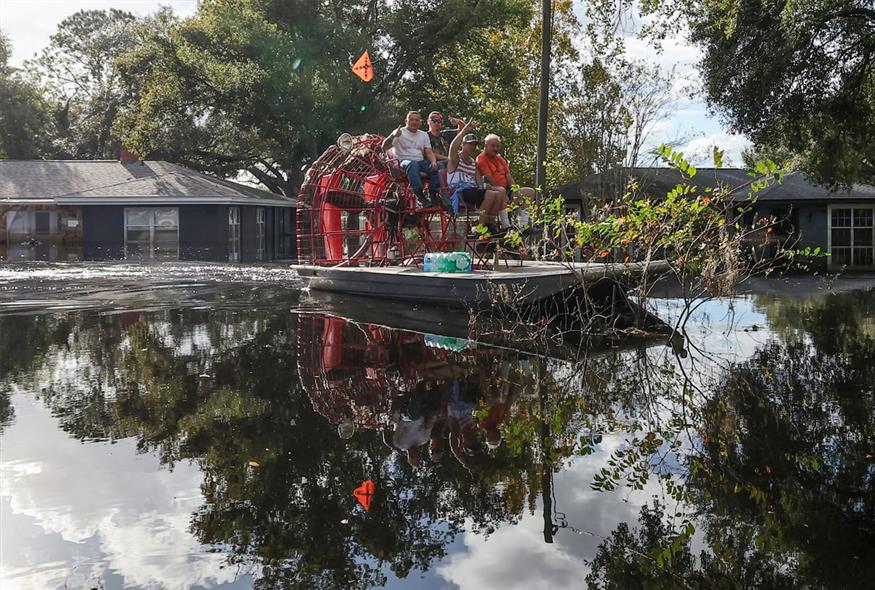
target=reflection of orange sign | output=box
[352,51,374,82]
[353,479,375,511]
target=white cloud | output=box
[0,398,240,590]
[680,132,752,167]
[436,517,584,590]
[623,34,702,76]
[0,0,198,66]
[672,108,707,117]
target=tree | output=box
[406,0,674,191]
[690,0,875,186]
[114,0,532,196]
[0,31,56,159]
[26,9,175,160]
[584,0,874,186]
[600,0,875,186]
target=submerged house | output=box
[0,159,296,262]
[556,168,875,272]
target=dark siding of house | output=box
[750,202,830,271]
[82,206,125,259]
[179,205,226,261]
[80,204,292,262]
[275,207,296,260]
[795,205,829,270]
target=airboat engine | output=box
[296,134,456,267]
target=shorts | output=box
[460,187,486,208]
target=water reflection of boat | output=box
[296,311,591,543]
[301,288,671,360]
[300,290,471,338]
[297,312,539,465]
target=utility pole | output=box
[539,357,554,543]
[534,0,552,194]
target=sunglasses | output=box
[429,117,443,122]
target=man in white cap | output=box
[381,111,440,207]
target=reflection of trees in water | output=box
[0,314,76,432]
[587,289,875,588]
[0,308,623,587]
[586,500,797,589]
[3,289,872,588]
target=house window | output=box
[125,207,179,260]
[34,211,51,235]
[255,207,265,261]
[228,207,241,262]
[5,210,60,237]
[830,206,874,269]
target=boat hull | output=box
[292,261,667,307]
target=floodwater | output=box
[1,263,873,590]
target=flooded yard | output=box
[1,263,873,589]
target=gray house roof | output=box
[556,167,875,204]
[0,160,296,207]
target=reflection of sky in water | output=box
[1,400,254,590]
[1,396,668,589]
[2,277,872,589]
[652,295,772,359]
[432,434,669,590]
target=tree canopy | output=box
[0,31,55,159]
[693,0,874,186]
[27,8,179,160]
[114,0,534,196]
[3,0,675,196]
[617,0,875,186]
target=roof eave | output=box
[54,196,296,207]
[0,198,58,204]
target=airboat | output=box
[294,133,665,307]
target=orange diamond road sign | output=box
[352,51,374,82]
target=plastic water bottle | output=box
[425,333,470,351]
[448,253,459,272]
[451,252,472,272]
[440,253,454,273]
[423,252,435,272]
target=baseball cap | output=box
[428,111,443,121]
[462,133,478,143]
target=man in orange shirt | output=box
[475,134,535,229]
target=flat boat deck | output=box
[294,260,668,307]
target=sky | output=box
[0,0,750,166]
